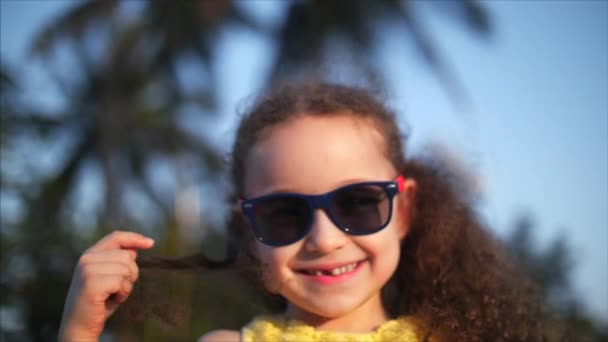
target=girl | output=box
[59,83,546,341]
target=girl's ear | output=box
[397,178,417,240]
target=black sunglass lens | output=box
[252,196,310,245]
[331,185,390,233]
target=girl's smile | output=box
[244,114,416,332]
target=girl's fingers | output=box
[79,262,132,282]
[87,274,134,304]
[79,250,139,282]
[113,277,134,305]
[89,231,155,252]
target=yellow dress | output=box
[241,315,421,342]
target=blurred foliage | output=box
[505,215,608,341]
[1,0,606,341]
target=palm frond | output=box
[30,0,119,57]
[0,64,17,89]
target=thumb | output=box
[105,277,134,316]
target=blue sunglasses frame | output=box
[241,176,405,246]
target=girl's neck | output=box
[284,294,389,333]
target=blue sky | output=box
[1,0,606,321]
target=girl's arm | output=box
[58,231,155,341]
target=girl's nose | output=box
[303,209,348,253]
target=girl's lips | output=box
[295,260,366,284]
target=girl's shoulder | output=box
[198,329,240,342]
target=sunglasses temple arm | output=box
[395,175,406,192]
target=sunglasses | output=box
[241,176,405,246]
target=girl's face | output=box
[244,114,415,329]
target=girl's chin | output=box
[285,304,390,333]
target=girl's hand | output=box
[58,231,155,342]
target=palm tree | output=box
[268,0,490,104]
[3,2,258,340]
[28,0,260,227]
[505,215,608,341]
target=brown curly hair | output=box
[224,82,547,341]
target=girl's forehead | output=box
[244,114,396,196]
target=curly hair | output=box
[225,82,547,341]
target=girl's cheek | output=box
[260,262,279,293]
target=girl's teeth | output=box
[307,262,358,276]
